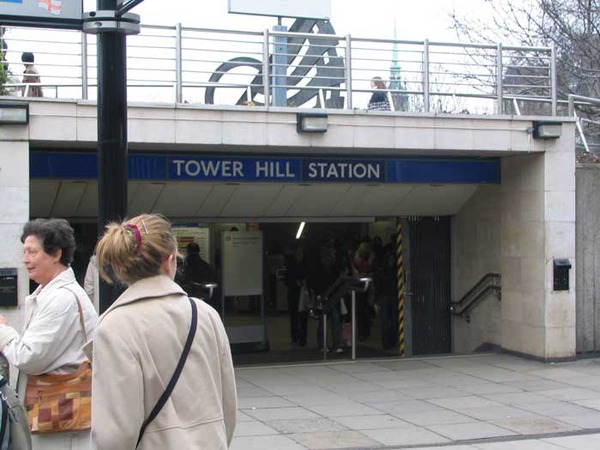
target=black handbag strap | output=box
[136,297,198,447]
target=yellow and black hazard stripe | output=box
[396,220,405,356]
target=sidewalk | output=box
[231,353,600,449]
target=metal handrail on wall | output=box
[0,23,557,115]
[451,273,501,323]
[568,94,600,153]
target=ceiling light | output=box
[295,222,305,239]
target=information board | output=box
[222,230,262,296]
[173,226,210,263]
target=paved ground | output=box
[231,353,600,449]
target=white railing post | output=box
[175,23,183,104]
[262,29,270,107]
[551,45,557,116]
[345,34,353,110]
[423,39,430,112]
[496,42,503,114]
[81,32,88,100]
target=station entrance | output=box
[30,151,488,364]
[72,217,452,365]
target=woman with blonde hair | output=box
[91,213,236,450]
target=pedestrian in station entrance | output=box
[182,242,218,305]
[285,243,308,346]
[308,242,343,354]
[92,214,237,450]
[353,241,376,341]
[377,242,399,350]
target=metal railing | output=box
[1,22,557,114]
[451,273,501,323]
[568,94,600,153]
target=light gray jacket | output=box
[91,275,237,450]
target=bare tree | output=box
[452,0,600,148]
[452,0,600,98]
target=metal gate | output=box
[408,216,451,355]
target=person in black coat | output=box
[284,244,308,346]
[307,243,343,352]
[183,242,218,301]
[368,76,390,111]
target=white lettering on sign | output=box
[307,162,380,179]
[255,161,294,178]
[172,159,244,178]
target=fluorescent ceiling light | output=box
[295,222,305,239]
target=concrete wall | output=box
[451,185,502,353]
[5,98,579,360]
[576,163,600,353]
[0,124,31,333]
[499,137,576,360]
[22,99,556,156]
[452,126,576,361]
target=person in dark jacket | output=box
[307,243,343,353]
[183,242,218,301]
[284,244,308,346]
[368,76,390,111]
[378,243,399,350]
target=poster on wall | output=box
[173,226,210,263]
[222,230,262,296]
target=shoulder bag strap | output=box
[63,285,87,343]
[136,297,198,448]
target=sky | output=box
[82,0,488,42]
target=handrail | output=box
[0,21,556,114]
[313,275,371,361]
[568,94,600,153]
[451,273,501,322]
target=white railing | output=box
[1,22,558,115]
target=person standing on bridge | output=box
[368,76,390,111]
[21,52,43,98]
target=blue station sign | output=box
[30,152,500,184]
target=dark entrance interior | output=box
[70,218,452,364]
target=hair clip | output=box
[140,218,148,234]
[125,224,142,252]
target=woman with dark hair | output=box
[21,52,43,98]
[0,218,98,449]
[92,214,236,449]
[368,76,390,111]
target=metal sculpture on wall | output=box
[205,19,345,108]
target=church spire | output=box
[388,19,408,111]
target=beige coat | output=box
[91,275,237,450]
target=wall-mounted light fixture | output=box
[296,113,328,133]
[0,102,29,125]
[532,121,562,139]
